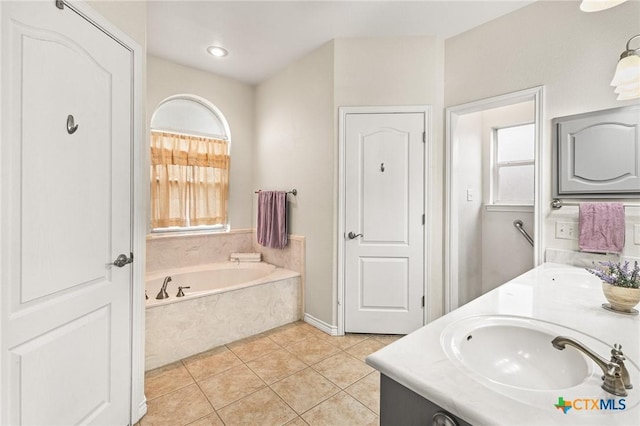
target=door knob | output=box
[113,252,134,267]
[347,232,363,239]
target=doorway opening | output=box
[445,87,544,313]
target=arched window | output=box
[150,95,230,231]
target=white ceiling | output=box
[147,1,535,85]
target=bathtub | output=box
[145,262,301,370]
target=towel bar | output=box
[254,189,297,196]
[551,199,638,210]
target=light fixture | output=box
[580,0,628,12]
[611,35,640,100]
[207,46,228,58]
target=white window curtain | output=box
[150,131,229,228]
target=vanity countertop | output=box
[366,262,640,425]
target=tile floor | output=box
[140,321,402,426]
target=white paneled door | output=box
[1,2,133,424]
[344,111,425,334]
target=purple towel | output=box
[257,191,288,249]
[578,202,625,254]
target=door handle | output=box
[113,252,134,267]
[347,232,363,240]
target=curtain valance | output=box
[150,131,229,168]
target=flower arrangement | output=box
[586,261,640,289]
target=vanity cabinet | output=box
[552,105,640,198]
[380,374,472,426]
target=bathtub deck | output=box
[141,321,403,426]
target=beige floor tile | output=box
[315,333,370,350]
[345,371,380,414]
[371,334,404,346]
[198,364,266,409]
[271,368,340,414]
[312,352,374,389]
[144,362,194,401]
[227,335,281,362]
[217,387,297,426]
[301,392,378,426]
[345,339,386,362]
[284,417,309,426]
[268,322,318,346]
[247,348,308,384]
[265,321,300,333]
[285,337,341,364]
[142,384,213,426]
[186,412,225,426]
[296,322,331,338]
[183,346,243,381]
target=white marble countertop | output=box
[366,263,640,425]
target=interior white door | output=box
[1,2,133,424]
[344,112,425,334]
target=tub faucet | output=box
[176,286,191,297]
[552,336,630,396]
[156,276,171,299]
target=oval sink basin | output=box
[441,316,593,390]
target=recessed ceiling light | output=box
[207,46,228,58]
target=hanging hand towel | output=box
[578,202,625,254]
[257,191,288,249]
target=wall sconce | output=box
[580,0,628,12]
[611,35,640,100]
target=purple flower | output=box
[586,260,640,289]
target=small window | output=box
[492,124,534,205]
[150,95,230,232]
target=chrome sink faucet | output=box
[156,276,171,299]
[609,344,633,391]
[552,336,631,397]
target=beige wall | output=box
[108,0,640,333]
[445,0,640,259]
[147,55,255,229]
[255,37,445,327]
[334,37,446,322]
[455,112,483,305]
[255,42,335,324]
[87,0,146,48]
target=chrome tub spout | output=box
[156,276,171,299]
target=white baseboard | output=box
[133,399,147,425]
[304,313,339,336]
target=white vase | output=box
[602,282,640,312]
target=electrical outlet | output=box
[635,224,640,245]
[556,221,578,240]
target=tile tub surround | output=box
[142,321,401,426]
[367,263,640,425]
[546,248,640,268]
[146,229,253,273]
[146,229,305,275]
[145,271,301,371]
